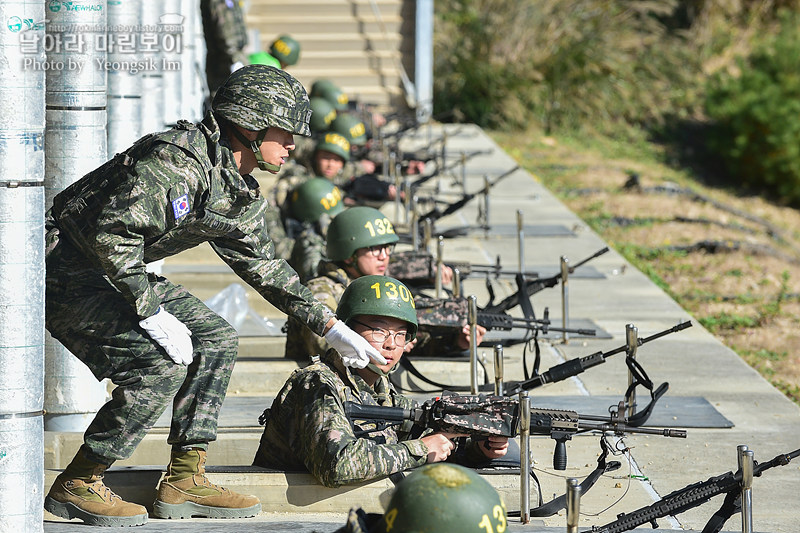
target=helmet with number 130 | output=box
[336,274,417,342]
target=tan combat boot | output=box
[153,448,261,519]
[44,450,148,527]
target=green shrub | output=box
[704,10,800,205]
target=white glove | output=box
[230,61,244,73]
[324,320,387,368]
[139,306,194,365]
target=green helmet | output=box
[315,132,351,162]
[269,34,301,66]
[330,113,367,147]
[309,97,337,134]
[373,463,507,533]
[248,51,282,69]
[212,64,312,137]
[289,178,345,223]
[326,206,399,261]
[310,79,349,111]
[336,275,417,341]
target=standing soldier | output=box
[200,0,249,95]
[43,65,385,527]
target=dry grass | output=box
[491,128,800,403]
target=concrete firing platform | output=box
[44,123,800,532]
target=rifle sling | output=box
[700,490,740,533]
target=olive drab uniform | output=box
[200,0,249,94]
[253,349,429,487]
[45,111,334,462]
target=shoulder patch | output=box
[172,194,191,219]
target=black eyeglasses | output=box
[350,318,408,345]
[364,243,395,257]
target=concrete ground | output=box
[44,124,800,533]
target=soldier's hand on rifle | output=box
[403,336,418,353]
[359,159,377,174]
[421,432,465,463]
[456,324,487,350]
[404,159,426,175]
[435,264,454,285]
[478,436,509,460]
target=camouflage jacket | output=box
[331,508,382,533]
[287,220,328,284]
[200,0,248,93]
[46,111,333,334]
[283,260,349,359]
[253,349,428,487]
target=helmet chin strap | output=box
[230,126,282,173]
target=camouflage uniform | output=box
[283,262,464,360]
[288,221,327,283]
[253,349,491,487]
[200,0,249,95]
[45,111,333,462]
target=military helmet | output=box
[269,34,301,66]
[314,132,351,162]
[373,463,507,533]
[327,206,399,261]
[212,64,312,137]
[336,275,417,341]
[309,97,337,134]
[248,51,281,69]
[330,113,367,147]
[310,79,349,111]
[289,177,345,224]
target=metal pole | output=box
[422,217,432,253]
[161,0,182,126]
[625,324,639,418]
[494,345,504,396]
[140,2,165,134]
[435,236,444,298]
[452,268,461,298]
[402,173,410,225]
[0,2,46,529]
[561,256,569,344]
[519,391,531,524]
[44,0,109,433]
[517,210,525,273]
[468,295,479,394]
[414,0,433,124]
[461,150,467,194]
[411,210,419,251]
[107,0,142,158]
[738,445,754,533]
[566,478,581,533]
[481,174,490,228]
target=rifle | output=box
[482,246,610,315]
[504,320,693,397]
[344,393,685,472]
[388,250,540,285]
[414,295,596,345]
[587,447,800,533]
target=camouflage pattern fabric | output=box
[45,112,333,460]
[387,250,434,282]
[287,220,328,283]
[420,395,519,437]
[200,0,248,94]
[331,508,382,533]
[253,349,428,487]
[283,261,349,359]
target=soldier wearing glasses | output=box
[254,275,508,487]
[282,206,485,360]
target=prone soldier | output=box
[254,276,509,487]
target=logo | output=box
[7,16,22,32]
[48,1,61,13]
[172,194,190,220]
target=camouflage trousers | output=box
[45,236,238,463]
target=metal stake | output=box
[625,324,639,418]
[468,295,479,394]
[435,236,444,298]
[452,267,461,297]
[520,391,531,525]
[411,202,419,251]
[738,445,754,533]
[566,478,581,533]
[561,256,570,344]
[517,210,525,273]
[422,218,432,253]
[481,174,490,228]
[402,173,410,225]
[461,150,467,194]
[494,344,504,396]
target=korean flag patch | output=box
[172,194,190,220]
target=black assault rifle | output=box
[388,249,540,285]
[503,320,693,397]
[587,447,800,533]
[344,393,686,473]
[483,246,610,315]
